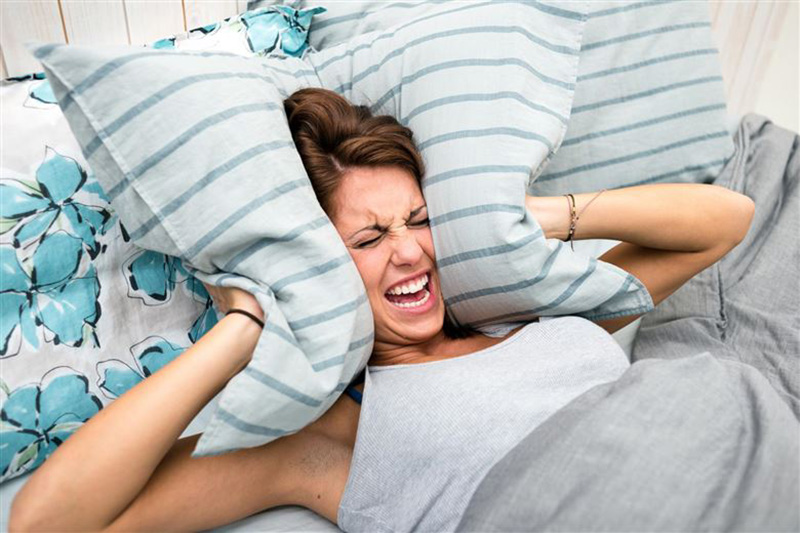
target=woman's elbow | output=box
[8,486,101,532]
[705,192,754,258]
[9,503,108,533]
[8,496,38,532]
[729,193,756,245]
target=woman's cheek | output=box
[352,250,383,296]
[421,228,436,259]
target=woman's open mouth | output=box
[383,271,436,314]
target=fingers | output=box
[200,282,264,322]
[202,283,227,313]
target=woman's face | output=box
[330,166,445,345]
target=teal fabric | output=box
[148,4,327,57]
[0,5,335,484]
[31,0,655,458]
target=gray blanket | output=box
[456,114,800,532]
[632,114,800,418]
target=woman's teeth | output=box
[384,273,433,310]
[386,274,429,295]
[393,289,431,308]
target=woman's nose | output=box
[389,228,424,266]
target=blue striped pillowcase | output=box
[32,44,374,457]
[529,0,735,195]
[287,0,734,194]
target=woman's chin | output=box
[380,303,444,342]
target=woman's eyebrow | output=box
[350,222,388,239]
[349,205,426,239]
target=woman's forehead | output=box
[334,168,424,225]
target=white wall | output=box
[753,1,799,134]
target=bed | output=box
[0,1,796,531]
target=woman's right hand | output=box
[203,282,265,323]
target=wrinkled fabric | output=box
[32,43,374,459]
[241,5,326,58]
[633,113,800,419]
[262,0,736,194]
[457,354,799,532]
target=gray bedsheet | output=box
[456,114,800,532]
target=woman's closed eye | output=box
[356,235,383,248]
[354,217,430,248]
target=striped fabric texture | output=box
[305,1,654,327]
[33,44,374,457]
[275,0,735,194]
[529,0,735,195]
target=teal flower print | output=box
[242,5,325,56]
[123,250,194,305]
[0,368,102,482]
[189,297,218,343]
[30,79,57,105]
[96,336,185,399]
[121,249,219,342]
[0,147,113,258]
[151,37,176,49]
[0,238,101,357]
[13,72,56,108]
[190,22,219,35]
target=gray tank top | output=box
[336,316,630,532]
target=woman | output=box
[9,88,756,531]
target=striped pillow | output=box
[529,0,735,195]
[305,1,654,328]
[281,0,734,194]
[33,44,373,457]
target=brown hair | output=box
[283,87,476,340]
[283,87,425,219]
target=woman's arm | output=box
[526,183,755,333]
[9,291,266,531]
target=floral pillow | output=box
[0,71,218,484]
[150,3,324,57]
[0,4,322,484]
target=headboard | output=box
[0,0,790,119]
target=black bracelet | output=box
[225,309,265,329]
